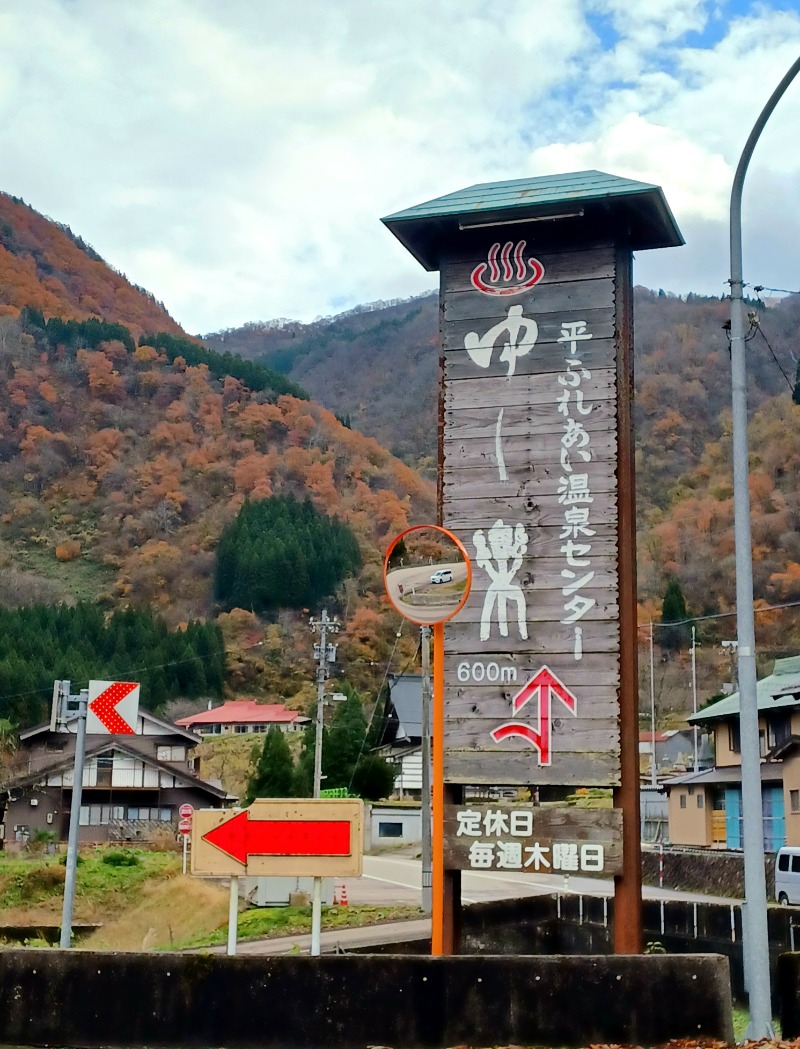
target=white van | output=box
[775,847,800,904]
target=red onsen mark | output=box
[470,241,545,296]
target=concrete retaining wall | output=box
[0,949,732,1049]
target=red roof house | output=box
[176,700,310,736]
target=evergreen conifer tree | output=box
[245,726,295,803]
[661,577,690,651]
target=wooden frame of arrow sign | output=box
[190,800,364,878]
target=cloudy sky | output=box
[0,0,798,334]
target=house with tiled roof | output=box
[666,656,800,851]
[175,699,310,736]
[1,709,232,846]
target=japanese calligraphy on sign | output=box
[441,240,621,786]
[444,804,622,874]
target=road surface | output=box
[205,853,739,955]
[345,853,735,907]
[384,561,468,623]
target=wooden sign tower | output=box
[383,171,683,952]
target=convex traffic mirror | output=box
[384,525,472,626]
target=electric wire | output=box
[346,620,412,793]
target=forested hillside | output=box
[0,195,435,727]
[208,288,800,678]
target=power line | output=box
[648,597,800,629]
[346,621,409,792]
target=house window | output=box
[759,729,767,757]
[234,725,249,734]
[697,794,704,809]
[769,714,792,750]
[96,756,113,786]
[679,794,687,809]
[729,723,741,753]
[157,746,186,762]
[378,821,403,838]
[791,790,800,814]
[79,804,112,826]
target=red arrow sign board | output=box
[86,680,140,735]
[203,809,351,865]
[191,800,364,878]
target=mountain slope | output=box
[207,289,800,660]
[0,196,435,715]
[0,193,184,338]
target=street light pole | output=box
[729,54,800,1040]
[691,626,698,774]
[649,622,657,787]
[420,626,432,914]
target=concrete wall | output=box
[0,949,732,1049]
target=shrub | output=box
[100,850,140,867]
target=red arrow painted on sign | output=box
[88,681,138,734]
[202,809,352,866]
[490,665,577,765]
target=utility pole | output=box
[420,626,432,914]
[309,609,339,956]
[728,55,800,1040]
[691,626,698,773]
[57,681,88,949]
[649,622,657,787]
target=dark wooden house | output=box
[1,709,232,847]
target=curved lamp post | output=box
[729,53,800,1040]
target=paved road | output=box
[207,853,738,956]
[344,853,736,907]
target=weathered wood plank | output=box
[443,369,617,409]
[444,623,619,659]
[443,310,616,351]
[443,750,620,786]
[446,715,618,745]
[444,399,617,439]
[442,245,616,292]
[443,338,616,381]
[458,563,620,593]
[443,804,622,874]
[443,278,614,323]
[453,526,617,554]
[442,466,619,500]
[443,430,618,463]
[445,689,619,721]
[442,650,620,684]
[443,493,618,529]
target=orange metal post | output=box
[431,620,445,954]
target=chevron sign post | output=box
[86,680,140,734]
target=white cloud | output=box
[0,1,797,328]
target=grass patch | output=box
[0,848,180,917]
[177,903,423,950]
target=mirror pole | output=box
[420,626,433,914]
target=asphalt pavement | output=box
[200,849,737,956]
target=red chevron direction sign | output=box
[490,666,577,766]
[86,680,140,735]
[191,799,364,877]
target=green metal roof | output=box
[382,170,684,271]
[689,656,800,724]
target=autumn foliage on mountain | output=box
[2,187,800,732]
[0,192,434,722]
[211,287,800,675]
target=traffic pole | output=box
[227,876,238,956]
[59,685,87,949]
